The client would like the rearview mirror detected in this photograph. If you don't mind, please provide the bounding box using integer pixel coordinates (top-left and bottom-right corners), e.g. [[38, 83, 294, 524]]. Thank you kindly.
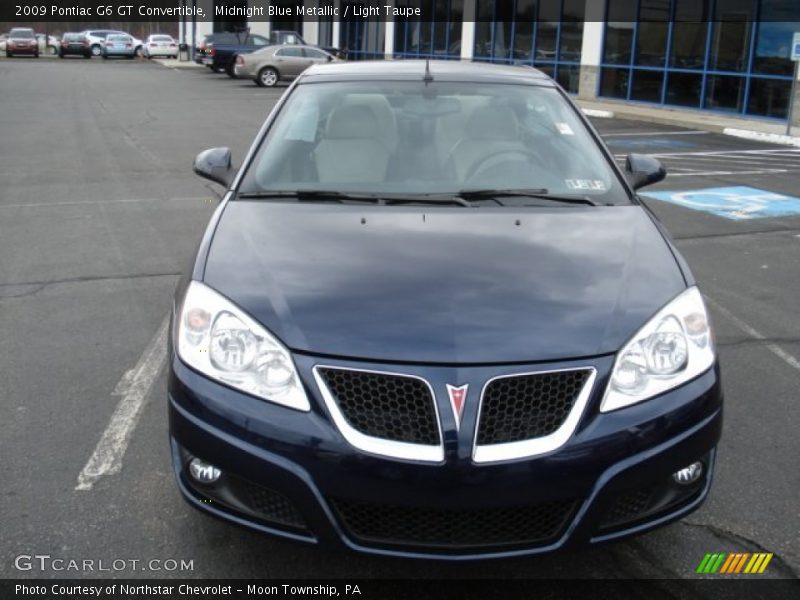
[[625, 154, 666, 190], [193, 147, 233, 187]]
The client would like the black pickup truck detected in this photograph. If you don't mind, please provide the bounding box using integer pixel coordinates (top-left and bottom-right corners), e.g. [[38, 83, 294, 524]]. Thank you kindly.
[[199, 30, 342, 77]]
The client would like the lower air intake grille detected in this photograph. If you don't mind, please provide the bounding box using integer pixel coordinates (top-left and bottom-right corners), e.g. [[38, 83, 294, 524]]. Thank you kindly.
[[477, 369, 591, 445], [241, 482, 306, 529], [317, 368, 439, 445], [601, 486, 656, 528], [331, 498, 577, 549]]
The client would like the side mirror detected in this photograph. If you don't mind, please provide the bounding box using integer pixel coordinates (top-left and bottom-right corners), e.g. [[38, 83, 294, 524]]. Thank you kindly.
[[193, 147, 233, 187], [625, 154, 666, 190]]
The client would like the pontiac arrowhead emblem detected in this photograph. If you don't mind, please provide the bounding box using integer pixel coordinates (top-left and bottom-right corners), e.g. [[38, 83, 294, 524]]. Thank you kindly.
[[446, 384, 469, 430]]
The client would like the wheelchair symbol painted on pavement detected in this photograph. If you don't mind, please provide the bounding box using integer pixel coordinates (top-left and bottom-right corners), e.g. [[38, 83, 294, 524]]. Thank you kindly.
[[642, 186, 800, 220]]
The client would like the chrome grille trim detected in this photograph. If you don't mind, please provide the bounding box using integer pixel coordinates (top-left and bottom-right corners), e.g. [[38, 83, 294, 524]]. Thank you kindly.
[[313, 366, 444, 463], [472, 367, 597, 464]]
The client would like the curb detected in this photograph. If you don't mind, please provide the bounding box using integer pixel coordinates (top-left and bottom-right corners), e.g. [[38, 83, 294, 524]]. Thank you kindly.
[[722, 128, 800, 148], [582, 108, 615, 119], [152, 58, 206, 70]]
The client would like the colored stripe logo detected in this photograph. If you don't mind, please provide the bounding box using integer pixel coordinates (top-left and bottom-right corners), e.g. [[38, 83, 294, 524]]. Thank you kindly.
[[696, 553, 773, 574]]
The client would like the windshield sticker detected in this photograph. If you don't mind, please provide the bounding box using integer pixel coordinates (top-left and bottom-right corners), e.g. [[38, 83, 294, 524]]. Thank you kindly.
[[555, 122, 575, 136], [285, 98, 319, 143], [566, 179, 607, 191]]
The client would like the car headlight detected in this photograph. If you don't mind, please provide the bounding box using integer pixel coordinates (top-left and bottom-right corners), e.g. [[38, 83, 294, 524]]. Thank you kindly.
[[601, 286, 715, 412], [176, 281, 310, 411]]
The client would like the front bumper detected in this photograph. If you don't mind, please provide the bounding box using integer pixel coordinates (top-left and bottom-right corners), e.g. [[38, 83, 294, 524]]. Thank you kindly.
[[147, 49, 177, 57], [168, 353, 722, 560], [7, 45, 37, 54]]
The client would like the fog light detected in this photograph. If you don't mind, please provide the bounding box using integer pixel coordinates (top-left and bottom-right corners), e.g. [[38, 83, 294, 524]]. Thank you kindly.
[[188, 458, 221, 484], [673, 461, 703, 485]]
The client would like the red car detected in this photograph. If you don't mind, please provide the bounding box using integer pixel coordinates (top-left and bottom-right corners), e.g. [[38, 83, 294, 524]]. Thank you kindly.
[[6, 28, 38, 58]]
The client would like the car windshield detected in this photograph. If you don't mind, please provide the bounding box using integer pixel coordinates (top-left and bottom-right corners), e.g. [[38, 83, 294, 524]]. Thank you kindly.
[[239, 80, 629, 204], [11, 30, 34, 39], [153, 36, 172, 41]]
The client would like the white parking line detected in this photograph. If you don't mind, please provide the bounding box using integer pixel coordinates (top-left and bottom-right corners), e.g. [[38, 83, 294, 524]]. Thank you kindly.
[[663, 156, 800, 168], [613, 147, 800, 178], [706, 297, 800, 374], [0, 197, 209, 210], [665, 169, 789, 177], [604, 131, 708, 137], [621, 148, 800, 159], [75, 314, 169, 491]]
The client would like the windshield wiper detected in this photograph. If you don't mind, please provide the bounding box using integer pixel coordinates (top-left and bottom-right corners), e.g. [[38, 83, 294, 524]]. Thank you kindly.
[[237, 190, 374, 203], [457, 188, 599, 207], [237, 190, 472, 207]]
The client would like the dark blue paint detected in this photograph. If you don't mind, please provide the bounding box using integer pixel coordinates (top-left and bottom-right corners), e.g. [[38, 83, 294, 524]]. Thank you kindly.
[[202, 203, 685, 364], [169, 61, 722, 558]]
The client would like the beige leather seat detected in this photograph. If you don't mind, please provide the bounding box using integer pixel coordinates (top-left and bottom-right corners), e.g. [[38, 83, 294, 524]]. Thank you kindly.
[[447, 105, 525, 183], [341, 94, 398, 154], [315, 105, 390, 184]]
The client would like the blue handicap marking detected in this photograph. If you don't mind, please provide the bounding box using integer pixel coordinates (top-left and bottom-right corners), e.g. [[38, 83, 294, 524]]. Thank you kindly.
[[642, 186, 800, 220]]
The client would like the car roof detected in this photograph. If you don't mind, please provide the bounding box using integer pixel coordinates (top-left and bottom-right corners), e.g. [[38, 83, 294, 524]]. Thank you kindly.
[[300, 60, 555, 86]]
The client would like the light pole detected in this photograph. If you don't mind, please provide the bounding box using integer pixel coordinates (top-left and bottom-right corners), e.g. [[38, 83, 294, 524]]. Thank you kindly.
[[191, 0, 197, 61], [787, 32, 800, 137]]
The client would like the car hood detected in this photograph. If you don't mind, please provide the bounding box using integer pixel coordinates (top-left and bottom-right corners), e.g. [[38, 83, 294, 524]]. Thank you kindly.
[[202, 202, 686, 364]]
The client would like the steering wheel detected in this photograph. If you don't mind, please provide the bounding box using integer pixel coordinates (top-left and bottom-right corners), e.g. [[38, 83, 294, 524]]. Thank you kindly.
[[466, 149, 541, 184]]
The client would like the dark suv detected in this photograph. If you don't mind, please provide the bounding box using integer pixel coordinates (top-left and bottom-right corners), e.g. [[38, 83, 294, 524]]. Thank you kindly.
[[59, 33, 91, 58]]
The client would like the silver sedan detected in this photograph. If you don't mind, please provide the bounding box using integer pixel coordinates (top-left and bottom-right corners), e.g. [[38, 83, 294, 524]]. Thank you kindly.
[[234, 45, 338, 87]]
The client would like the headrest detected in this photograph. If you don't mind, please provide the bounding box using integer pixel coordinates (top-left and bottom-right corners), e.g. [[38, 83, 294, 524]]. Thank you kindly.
[[325, 105, 380, 140], [465, 105, 519, 140]]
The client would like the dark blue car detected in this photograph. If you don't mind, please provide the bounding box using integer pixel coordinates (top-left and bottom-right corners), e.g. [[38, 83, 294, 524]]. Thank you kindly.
[[169, 61, 722, 560]]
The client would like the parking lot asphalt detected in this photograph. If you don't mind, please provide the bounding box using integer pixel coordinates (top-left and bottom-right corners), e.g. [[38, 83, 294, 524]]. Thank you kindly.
[[1, 58, 798, 584]]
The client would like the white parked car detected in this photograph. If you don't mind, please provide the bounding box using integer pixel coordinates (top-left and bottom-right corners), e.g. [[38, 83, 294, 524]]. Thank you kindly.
[[143, 34, 178, 59], [82, 29, 143, 57], [36, 34, 60, 55]]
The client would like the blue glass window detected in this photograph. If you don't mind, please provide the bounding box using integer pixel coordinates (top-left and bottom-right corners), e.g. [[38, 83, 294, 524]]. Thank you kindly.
[[395, 0, 463, 60], [472, 0, 586, 93], [600, 0, 800, 121]]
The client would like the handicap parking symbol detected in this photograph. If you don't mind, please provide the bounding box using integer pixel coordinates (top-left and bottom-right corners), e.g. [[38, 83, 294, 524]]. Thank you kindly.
[[642, 186, 800, 220]]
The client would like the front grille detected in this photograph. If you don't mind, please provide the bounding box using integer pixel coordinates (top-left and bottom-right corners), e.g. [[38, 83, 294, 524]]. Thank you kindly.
[[241, 482, 306, 530], [331, 498, 577, 549], [317, 368, 439, 445], [477, 369, 591, 445]]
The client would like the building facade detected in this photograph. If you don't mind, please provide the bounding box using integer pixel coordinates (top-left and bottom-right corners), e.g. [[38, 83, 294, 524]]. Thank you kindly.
[[179, 0, 800, 125]]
